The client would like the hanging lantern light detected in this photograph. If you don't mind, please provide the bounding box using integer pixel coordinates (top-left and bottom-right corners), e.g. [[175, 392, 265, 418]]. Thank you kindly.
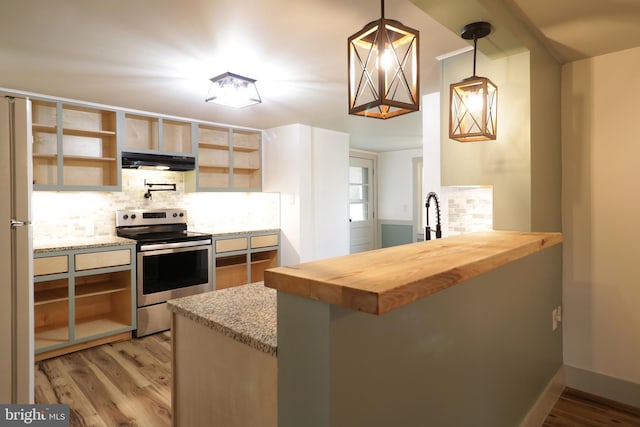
[[348, 0, 420, 119], [449, 21, 498, 142]]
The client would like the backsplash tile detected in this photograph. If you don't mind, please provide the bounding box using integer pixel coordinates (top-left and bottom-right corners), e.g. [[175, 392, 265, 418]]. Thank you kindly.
[[33, 170, 280, 240], [442, 186, 493, 235]]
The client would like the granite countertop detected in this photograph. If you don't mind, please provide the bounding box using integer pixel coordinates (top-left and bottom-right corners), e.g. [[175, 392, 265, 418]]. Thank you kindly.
[[198, 229, 280, 238], [265, 230, 563, 315], [33, 235, 136, 253], [33, 229, 280, 253], [167, 282, 277, 356]]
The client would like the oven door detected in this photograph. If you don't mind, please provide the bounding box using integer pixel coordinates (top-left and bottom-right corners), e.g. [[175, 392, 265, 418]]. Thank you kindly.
[[137, 241, 212, 307]]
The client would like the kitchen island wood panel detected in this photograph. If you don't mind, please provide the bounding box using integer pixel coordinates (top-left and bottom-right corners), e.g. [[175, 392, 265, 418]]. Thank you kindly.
[[265, 230, 562, 314], [168, 283, 277, 427]]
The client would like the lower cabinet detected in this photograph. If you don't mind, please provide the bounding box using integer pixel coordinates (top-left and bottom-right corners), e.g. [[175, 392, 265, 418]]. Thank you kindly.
[[33, 245, 136, 360], [214, 232, 279, 290]]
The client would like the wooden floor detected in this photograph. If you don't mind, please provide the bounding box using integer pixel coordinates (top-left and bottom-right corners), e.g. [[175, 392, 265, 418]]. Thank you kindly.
[[36, 333, 640, 427], [544, 387, 640, 427], [35, 332, 172, 427]]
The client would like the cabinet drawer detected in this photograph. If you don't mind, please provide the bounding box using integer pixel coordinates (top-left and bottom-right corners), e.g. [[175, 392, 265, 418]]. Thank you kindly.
[[75, 249, 131, 271], [215, 238, 248, 253], [34, 256, 69, 276], [251, 235, 279, 249]]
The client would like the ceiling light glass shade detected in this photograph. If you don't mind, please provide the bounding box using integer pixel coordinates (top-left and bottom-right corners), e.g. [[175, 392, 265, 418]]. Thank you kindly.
[[348, 15, 419, 119], [205, 72, 261, 108], [449, 76, 497, 142]]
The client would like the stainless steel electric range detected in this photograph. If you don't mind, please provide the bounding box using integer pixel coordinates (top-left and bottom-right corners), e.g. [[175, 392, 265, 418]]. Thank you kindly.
[[116, 208, 213, 337]]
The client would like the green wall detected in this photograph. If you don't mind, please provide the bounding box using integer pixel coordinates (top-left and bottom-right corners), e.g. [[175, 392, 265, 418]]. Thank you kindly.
[[441, 50, 532, 231], [277, 245, 563, 426], [411, 0, 562, 233], [380, 222, 414, 247]]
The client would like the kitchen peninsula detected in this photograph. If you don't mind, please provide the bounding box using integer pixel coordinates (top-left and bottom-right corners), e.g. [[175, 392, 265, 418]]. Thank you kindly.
[[265, 230, 563, 427], [170, 230, 562, 427]]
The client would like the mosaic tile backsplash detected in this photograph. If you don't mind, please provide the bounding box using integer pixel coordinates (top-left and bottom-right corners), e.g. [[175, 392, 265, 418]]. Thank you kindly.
[[33, 169, 281, 240]]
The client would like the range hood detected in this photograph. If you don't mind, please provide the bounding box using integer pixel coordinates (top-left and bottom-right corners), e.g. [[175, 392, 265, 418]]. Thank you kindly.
[[121, 151, 196, 171]]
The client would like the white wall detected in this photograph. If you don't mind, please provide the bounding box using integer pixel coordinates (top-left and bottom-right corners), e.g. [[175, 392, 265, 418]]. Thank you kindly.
[[422, 92, 441, 196], [311, 127, 350, 261], [422, 92, 442, 234], [262, 124, 310, 266], [377, 149, 422, 221], [562, 47, 640, 392], [263, 124, 349, 265]]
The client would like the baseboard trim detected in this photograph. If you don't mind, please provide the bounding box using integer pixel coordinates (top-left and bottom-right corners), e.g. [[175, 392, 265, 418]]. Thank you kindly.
[[520, 367, 566, 427], [564, 365, 640, 408]]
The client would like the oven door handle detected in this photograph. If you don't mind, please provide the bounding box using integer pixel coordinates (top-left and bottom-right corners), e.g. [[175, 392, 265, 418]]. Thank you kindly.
[[140, 239, 212, 251]]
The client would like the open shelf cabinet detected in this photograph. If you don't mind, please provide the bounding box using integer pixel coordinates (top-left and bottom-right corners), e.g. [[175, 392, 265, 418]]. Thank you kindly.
[[124, 113, 193, 155], [213, 232, 279, 290], [33, 245, 136, 360], [32, 100, 59, 186], [31, 99, 120, 190], [232, 130, 261, 189], [188, 125, 262, 191]]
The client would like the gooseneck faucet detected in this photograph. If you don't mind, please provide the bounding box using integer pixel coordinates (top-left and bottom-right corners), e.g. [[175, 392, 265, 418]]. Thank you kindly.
[[425, 192, 442, 240]]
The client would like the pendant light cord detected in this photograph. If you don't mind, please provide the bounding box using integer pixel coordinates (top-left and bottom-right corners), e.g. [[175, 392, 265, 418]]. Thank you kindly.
[[473, 35, 478, 77], [381, 0, 385, 19]]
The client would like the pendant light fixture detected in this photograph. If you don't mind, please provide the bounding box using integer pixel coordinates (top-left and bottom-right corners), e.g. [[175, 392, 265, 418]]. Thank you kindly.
[[449, 22, 497, 142], [348, 0, 419, 119], [205, 72, 261, 108]]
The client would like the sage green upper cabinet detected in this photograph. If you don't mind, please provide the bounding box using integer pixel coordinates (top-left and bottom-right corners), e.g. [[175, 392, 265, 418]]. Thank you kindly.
[[32, 99, 120, 191], [123, 113, 193, 156], [30, 94, 261, 192], [186, 125, 262, 191]]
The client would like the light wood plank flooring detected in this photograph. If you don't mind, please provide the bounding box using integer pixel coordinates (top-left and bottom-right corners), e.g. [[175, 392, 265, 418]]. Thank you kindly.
[[36, 333, 640, 427], [544, 387, 640, 427], [35, 332, 172, 427]]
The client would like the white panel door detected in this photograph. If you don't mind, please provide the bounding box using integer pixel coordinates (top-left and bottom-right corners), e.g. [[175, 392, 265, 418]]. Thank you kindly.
[[349, 157, 375, 253]]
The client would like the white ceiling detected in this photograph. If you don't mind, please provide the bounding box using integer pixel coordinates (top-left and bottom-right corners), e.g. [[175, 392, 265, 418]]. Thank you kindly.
[[510, 0, 640, 63], [1, 0, 638, 152]]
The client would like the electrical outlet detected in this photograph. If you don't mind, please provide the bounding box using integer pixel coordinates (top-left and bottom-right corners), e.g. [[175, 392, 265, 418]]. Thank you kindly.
[[552, 305, 562, 331]]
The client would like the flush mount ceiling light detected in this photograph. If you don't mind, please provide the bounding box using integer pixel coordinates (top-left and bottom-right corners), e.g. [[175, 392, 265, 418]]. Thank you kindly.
[[205, 72, 261, 108], [449, 21, 498, 142], [348, 0, 419, 119]]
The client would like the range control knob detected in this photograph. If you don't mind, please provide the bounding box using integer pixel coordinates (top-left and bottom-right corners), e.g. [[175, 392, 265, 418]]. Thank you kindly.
[[123, 214, 129, 220], [179, 213, 184, 217], [173, 212, 178, 218], [131, 214, 137, 220]]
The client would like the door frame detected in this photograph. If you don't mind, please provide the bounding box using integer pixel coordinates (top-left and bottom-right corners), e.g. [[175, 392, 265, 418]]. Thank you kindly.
[[349, 149, 378, 250]]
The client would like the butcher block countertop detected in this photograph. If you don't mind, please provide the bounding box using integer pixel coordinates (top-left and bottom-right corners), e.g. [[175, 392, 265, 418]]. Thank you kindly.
[[264, 230, 562, 315]]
